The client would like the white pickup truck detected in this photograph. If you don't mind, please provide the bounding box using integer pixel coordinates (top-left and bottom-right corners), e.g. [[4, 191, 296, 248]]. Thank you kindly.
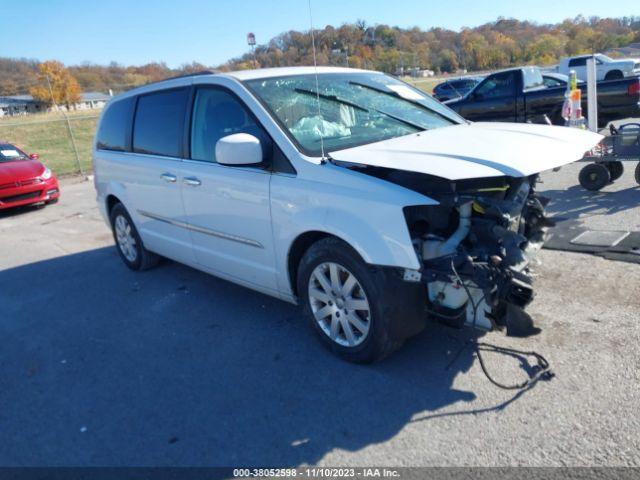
[[558, 54, 640, 81]]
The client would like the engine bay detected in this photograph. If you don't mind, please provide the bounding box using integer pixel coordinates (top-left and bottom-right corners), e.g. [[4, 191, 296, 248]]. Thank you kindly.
[[343, 163, 555, 336]]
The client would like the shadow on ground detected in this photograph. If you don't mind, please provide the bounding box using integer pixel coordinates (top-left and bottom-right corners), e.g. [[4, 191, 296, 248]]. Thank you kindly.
[[0, 247, 530, 466], [543, 184, 640, 223]]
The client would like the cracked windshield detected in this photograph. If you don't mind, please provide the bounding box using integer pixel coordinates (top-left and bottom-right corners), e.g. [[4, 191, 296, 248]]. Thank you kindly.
[[246, 73, 462, 155]]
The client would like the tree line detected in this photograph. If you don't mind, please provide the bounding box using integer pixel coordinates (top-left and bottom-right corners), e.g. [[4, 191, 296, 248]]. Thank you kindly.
[[1, 16, 639, 97]]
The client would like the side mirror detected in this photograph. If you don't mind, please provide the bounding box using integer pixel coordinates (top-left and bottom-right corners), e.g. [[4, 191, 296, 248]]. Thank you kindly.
[[29, 153, 40, 160], [215, 133, 262, 166]]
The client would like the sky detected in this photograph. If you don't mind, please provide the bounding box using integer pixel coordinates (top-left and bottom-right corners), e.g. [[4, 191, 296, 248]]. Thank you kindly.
[[1, 0, 637, 68]]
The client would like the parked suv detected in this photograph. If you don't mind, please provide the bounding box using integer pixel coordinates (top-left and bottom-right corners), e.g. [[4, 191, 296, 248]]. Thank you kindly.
[[94, 67, 601, 362]]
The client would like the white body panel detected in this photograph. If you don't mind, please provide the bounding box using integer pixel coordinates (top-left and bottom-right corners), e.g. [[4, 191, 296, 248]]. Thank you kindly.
[[94, 67, 603, 306], [558, 55, 640, 81], [178, 160, 278, 293], [330, 122, 602, 180]]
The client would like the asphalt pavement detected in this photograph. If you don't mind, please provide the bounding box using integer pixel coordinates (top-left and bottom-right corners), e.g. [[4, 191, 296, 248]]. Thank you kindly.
[[0, 160, 639, 466]]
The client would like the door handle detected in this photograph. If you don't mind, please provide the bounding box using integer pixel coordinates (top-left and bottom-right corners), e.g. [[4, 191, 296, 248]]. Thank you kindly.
[[183, 176, 202, 187], [160, 173, 177, 183]]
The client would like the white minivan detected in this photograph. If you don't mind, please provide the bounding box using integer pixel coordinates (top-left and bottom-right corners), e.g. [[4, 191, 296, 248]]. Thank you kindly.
[[94, 67, 601, 362]]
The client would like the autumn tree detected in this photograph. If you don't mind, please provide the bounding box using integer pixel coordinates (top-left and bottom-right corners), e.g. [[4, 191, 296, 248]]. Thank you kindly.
[[29, 61, 81, 108]]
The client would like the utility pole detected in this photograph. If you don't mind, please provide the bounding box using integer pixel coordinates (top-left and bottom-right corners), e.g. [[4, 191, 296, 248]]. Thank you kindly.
[[46, 74, 84, 178]]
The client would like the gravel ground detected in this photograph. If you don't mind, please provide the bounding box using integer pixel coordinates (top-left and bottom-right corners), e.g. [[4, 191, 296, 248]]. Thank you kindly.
[[0, 163, 638, 467]]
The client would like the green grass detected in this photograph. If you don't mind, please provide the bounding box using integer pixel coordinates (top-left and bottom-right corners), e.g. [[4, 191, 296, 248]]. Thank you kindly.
[[404, 77, 441, 95], [0, 111, 98, 176]]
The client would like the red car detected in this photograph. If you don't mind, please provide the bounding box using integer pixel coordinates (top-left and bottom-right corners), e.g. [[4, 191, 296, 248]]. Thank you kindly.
[[0, 142, 60, 210]]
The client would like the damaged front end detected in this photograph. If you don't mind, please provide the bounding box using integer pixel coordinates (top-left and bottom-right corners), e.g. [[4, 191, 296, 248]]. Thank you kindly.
[[399, 172, 554, 336]]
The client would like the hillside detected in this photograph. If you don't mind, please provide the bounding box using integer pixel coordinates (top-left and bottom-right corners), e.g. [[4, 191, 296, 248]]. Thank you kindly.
[[1, 16, 639, 96]]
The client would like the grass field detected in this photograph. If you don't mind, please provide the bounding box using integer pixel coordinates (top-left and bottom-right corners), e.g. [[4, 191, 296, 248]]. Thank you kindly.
[[404, 77, 441, 94], [0, 110, 99, 176]]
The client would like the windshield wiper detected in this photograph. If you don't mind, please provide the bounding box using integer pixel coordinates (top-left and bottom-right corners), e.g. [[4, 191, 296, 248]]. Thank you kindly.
[[294, 87, 425, 131], [371, 109, 426, 130], [348, 81, 457, 123], [294, 88, 368, 112]]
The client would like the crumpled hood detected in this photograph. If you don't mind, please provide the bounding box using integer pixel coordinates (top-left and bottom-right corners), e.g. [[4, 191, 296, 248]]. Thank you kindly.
[[329, 122, 603, 180], [0, 159, 45, 182]]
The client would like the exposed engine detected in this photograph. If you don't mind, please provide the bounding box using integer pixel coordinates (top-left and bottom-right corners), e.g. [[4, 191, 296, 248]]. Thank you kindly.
[[347, 164, 555, 336], [400, 171, 553, 336]]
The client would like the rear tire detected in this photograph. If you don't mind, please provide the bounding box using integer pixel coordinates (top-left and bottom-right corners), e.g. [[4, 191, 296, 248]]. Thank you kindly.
[[109, 203, 159, 271], [297, 237, 403, 363], [579, 163, 611, 191], [635, 162, 640, 185]]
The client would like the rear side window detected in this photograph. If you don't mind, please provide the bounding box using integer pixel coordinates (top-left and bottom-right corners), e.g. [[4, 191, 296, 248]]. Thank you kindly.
[[133, 88, 189, 157], [96, 97, 134, 151], [568, 58, 587, 67]]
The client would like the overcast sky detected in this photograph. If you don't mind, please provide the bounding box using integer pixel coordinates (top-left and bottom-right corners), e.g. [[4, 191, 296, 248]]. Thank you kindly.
[[1, 0, 636, 67]]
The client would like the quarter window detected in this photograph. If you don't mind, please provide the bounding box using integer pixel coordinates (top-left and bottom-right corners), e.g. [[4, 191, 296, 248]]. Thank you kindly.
[[96, 97, 134, 151], [132, 88, 189, 157], [190, 88, 267, 163]]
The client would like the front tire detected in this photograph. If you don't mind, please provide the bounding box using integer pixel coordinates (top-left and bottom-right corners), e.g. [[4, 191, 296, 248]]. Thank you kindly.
[[109, 203, 159, 271], [297, 237, 405, 363]]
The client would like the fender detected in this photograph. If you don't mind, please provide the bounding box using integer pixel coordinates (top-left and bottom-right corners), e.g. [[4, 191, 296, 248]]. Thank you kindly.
[[270, 166, 438, 298]]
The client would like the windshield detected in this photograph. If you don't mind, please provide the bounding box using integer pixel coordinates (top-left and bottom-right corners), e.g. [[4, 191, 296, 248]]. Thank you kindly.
[[245, 72, 464, 156], [0, 144, 28, 163], [596, 54, 613, 63]]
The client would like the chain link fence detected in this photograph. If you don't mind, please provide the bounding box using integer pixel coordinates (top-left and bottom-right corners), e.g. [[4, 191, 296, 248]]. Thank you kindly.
[[0, 111, 99, 177]]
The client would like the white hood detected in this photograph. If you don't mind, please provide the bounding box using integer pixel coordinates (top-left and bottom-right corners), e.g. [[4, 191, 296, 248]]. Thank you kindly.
[[329, 122, 603, 180]]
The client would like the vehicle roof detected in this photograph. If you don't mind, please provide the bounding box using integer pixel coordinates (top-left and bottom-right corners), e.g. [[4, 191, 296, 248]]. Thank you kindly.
[[222, 66, 378, 80], [113, 66, 385, 99], [438, 76, 483, 84]]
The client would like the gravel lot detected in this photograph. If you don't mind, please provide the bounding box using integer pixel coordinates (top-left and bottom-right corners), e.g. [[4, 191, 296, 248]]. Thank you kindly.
[[0, 160, 638, 467]]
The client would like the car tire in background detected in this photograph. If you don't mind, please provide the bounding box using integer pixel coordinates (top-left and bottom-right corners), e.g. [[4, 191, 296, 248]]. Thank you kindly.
[[297, 237, 426, 363], [109, 203, 160, 271]]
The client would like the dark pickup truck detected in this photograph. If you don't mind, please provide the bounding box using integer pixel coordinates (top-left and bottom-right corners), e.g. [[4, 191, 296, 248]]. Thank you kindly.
[[445, 66, 640, 127]]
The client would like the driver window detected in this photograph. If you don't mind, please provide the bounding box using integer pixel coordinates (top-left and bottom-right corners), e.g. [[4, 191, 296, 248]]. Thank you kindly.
[[475, 72, 516, 98], [191, 88, 268, 163]]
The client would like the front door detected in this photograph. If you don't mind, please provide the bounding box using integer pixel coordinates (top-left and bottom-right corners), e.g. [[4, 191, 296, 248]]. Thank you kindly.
[[179, 86, 278, 293]]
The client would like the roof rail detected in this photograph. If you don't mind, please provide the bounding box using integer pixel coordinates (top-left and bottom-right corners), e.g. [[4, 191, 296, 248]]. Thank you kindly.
[[144, 70, 217, 86]]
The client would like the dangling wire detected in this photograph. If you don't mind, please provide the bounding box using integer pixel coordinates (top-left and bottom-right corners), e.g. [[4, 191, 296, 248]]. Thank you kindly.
[[307, 0, 326, 160]]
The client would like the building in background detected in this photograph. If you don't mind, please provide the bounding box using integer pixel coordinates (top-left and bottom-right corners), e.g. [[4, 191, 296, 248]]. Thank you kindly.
[[0, 91, 111, 117]]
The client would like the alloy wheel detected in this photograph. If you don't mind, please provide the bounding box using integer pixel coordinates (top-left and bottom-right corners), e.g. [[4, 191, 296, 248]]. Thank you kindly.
[[308, 262, 371, 347], [114, 214, 138, 262]]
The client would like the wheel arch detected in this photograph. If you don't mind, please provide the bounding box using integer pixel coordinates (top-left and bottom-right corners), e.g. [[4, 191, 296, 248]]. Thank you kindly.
[[106, 194, 122, 217], [287, 231, 354, 298], [604, 69, 623, 80]]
